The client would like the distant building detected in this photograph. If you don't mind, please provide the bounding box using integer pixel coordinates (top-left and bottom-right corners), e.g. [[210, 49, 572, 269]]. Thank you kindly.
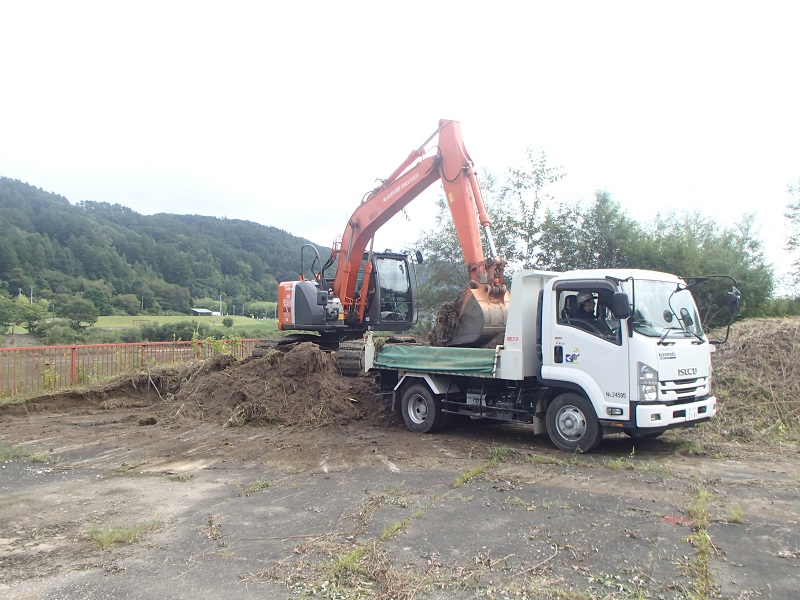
[[191, 308, 213, 316]]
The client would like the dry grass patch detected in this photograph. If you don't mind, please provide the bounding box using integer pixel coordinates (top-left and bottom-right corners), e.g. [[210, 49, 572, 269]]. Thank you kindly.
[[711, 317, 800, 442]]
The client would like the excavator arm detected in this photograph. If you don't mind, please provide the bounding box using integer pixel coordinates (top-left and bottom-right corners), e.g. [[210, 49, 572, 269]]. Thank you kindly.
[[331, 119, 508, 345]]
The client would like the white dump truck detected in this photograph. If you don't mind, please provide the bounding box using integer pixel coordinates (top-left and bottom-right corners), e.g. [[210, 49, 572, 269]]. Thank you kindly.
[[363, 268, 740, 452]]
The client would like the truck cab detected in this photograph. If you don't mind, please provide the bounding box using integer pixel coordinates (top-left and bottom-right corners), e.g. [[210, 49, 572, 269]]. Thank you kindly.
[[536, 269, 717, 449]]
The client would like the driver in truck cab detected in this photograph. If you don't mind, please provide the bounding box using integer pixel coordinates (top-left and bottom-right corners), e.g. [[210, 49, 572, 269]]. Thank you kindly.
[[571, 291, 617, 339], [573, 291, 599, 321]]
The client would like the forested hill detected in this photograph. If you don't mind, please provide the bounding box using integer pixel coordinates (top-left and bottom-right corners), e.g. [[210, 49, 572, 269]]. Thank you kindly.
[[0, 177, 321, 312]]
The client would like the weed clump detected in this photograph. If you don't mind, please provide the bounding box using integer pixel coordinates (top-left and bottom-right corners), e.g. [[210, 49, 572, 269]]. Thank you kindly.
[[712, 317, 800, 441]]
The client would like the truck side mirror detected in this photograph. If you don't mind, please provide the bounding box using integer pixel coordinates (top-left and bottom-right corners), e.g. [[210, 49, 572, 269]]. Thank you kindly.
[[727, 286, 741, 317], [611, 292, 631, 319], [415, 250, 424, 265]]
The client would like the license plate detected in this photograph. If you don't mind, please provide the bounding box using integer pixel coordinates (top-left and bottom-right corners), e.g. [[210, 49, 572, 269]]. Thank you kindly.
[[686, 407, 698, 420]]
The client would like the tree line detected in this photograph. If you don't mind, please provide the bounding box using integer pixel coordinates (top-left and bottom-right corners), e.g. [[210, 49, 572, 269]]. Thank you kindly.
[[415, 151, 784, 327], [0, 177, 318, 318], [2, 159, 797, 342]]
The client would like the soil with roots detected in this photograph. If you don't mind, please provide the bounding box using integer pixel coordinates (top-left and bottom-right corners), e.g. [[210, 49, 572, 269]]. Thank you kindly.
[[1, 342, 390, 432]]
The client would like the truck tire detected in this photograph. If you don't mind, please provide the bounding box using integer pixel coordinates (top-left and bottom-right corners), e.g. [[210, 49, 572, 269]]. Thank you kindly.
[[545, 393, 603, 453], [401, 383, 447, 434]]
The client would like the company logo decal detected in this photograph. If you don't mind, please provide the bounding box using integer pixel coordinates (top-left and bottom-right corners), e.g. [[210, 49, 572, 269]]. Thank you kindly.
[[565, 347, 580, 363], [677, 368, 698, 376], [659, 351, 676, 360]]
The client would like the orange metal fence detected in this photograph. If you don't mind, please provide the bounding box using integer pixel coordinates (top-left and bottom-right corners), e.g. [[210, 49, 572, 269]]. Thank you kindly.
[[0, 339, 260, 399]]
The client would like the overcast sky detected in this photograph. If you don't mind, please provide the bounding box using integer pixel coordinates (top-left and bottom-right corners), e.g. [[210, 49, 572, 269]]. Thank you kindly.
[[2, 1, 798, 291]]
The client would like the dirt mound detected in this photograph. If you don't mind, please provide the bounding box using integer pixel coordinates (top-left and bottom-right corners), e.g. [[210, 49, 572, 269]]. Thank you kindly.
[[1, 343, 388, 430], [712, 317, 800, 440], [173, 342, 386, 429]]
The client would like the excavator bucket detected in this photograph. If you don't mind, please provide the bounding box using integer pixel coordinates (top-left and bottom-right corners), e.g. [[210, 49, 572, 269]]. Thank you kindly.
[[431, 286, 509, 348]]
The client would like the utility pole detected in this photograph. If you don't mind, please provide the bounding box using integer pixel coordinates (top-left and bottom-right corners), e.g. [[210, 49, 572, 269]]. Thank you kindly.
[[219, 294, 223, 315], [30, 287, 33, 304]]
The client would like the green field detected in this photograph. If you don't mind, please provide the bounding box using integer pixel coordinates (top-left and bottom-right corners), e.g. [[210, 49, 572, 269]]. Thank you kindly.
[[95, 315, 280, 335]]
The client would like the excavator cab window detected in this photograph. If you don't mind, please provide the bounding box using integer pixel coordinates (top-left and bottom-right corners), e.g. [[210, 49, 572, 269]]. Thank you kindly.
[[372, 254, 413, 326]]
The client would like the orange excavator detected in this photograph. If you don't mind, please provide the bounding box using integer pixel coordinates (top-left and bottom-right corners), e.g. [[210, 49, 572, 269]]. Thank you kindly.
[[274, 119, 509, 357]]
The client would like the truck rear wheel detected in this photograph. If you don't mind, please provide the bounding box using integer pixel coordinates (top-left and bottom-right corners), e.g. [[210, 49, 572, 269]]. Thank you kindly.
[[545, 393, 603, 453], [401, 383, 447, 434]]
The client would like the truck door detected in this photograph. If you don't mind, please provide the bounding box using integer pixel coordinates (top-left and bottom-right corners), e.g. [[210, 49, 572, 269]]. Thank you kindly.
[[544, 283, 631, 420]]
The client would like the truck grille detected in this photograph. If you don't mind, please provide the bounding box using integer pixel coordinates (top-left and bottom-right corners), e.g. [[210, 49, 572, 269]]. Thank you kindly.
[[659, 377, 708, 402]]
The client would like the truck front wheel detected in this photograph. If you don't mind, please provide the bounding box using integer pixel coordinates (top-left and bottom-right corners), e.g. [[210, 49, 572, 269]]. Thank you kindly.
[[401, 383, 447, 434], [545, 393, 603, 453]]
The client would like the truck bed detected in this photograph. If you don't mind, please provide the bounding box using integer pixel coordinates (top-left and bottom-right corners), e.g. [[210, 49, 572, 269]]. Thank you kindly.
[[371, 343, 499, 377]]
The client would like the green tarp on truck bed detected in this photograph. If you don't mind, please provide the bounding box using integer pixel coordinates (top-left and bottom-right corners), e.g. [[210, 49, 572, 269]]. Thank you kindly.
[[372, 344, 498, 377]]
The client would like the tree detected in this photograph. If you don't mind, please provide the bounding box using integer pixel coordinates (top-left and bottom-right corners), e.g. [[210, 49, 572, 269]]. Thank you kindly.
[[0, 295, 19, 334], [631, 211, 773, 325], [786, 178, 800, 289], [222, 317, 234, 329], [0, 296, 45, 338], [57, 297, 99, 329], [112, 293, 141, 315], [244, 301, 276, 319], [16, 299, 47, 332], [415, 153, 565, 317], [499, 149, 566, 268], [84, 287, 113, 316]]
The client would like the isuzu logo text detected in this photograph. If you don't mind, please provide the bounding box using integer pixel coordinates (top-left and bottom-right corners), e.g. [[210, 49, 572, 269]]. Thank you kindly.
[[677, 368, 698, 376]]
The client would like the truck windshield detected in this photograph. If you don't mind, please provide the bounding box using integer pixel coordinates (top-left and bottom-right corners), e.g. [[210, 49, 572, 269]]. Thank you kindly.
[[623, 280, 705, 339]]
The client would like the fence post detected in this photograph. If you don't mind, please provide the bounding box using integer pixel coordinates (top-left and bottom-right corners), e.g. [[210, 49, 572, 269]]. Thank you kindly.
[[141, 344, 146, 367], [70, 346, 77, 385]]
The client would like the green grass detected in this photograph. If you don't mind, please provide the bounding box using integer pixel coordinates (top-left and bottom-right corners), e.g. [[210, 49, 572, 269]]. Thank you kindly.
[[380, 518, 411, 541], [332, 545, 370, 578], [238, 476, 271, 496], [452, 445, 515, 488], [0, 442, 52, 462], [726, 503, 745, 524], [686, 486, 716, 598], [95, 314, 280, 335], [107, 463, 144, 477], [82, 516, 161, 549], [0, 396, 30, 408]]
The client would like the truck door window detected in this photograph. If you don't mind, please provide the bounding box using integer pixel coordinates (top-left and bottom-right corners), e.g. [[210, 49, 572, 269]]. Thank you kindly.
[[557, 289, 621, 345]]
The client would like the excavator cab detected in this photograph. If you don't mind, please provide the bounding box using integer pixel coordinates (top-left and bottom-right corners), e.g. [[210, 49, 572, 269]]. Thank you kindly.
[[361, 252, 415, 329], [277, 248, 415, 339]]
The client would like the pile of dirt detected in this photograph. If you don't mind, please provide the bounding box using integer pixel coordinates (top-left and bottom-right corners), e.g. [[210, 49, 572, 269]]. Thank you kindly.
[[0, 342, 389, 431], [171, 342, 387, 429], [712, 317, 800, 440]]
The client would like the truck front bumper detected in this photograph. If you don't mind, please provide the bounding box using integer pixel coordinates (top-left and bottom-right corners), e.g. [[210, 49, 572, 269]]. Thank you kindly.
[[635, 396, 717, 429]]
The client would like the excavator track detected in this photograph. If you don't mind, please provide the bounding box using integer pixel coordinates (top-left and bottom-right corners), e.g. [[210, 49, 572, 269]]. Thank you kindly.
[[251, 334, 339, 358], [251, 335, 365, 377]]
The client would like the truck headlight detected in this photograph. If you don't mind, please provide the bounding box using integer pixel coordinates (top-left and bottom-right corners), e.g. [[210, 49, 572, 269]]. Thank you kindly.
[[638, 362, 658, 402]]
